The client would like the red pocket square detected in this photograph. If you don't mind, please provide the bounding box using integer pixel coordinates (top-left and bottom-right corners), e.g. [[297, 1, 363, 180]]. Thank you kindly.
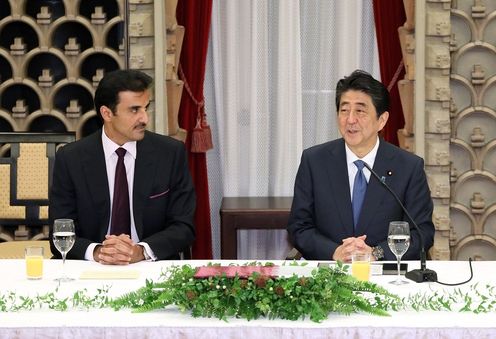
[[149, 189, 170, 199]]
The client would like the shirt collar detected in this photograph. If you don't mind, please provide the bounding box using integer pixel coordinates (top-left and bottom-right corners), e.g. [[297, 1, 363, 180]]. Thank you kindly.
[[345, 136, 380, 168], [101, 127, 137, 160]]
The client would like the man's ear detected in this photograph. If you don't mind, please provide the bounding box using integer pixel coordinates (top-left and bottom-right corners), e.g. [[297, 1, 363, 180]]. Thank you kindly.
[[378, 111, 389, 131], [100, 106, 113, 122]]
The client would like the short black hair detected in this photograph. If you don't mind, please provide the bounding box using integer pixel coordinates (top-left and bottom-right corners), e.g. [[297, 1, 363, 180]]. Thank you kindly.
[[335, 69, 389, 118], [94, 69, 153, 120]]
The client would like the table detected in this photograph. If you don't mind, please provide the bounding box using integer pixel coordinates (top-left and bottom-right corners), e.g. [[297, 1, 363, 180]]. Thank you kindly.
[[0, 259, 495, 338], [220, 197, 293, 259]]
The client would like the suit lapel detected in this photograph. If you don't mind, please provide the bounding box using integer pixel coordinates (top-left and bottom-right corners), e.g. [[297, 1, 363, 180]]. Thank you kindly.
[[81, 132, 110, 241], [133, 135, 155, 238], [325, 140, 354, 234], [356, 140, 393, 233]]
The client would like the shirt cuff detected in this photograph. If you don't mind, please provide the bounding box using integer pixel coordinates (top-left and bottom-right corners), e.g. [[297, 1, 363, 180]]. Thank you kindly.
[[85, 243, 100, 261], [138, 242, 157, 261]]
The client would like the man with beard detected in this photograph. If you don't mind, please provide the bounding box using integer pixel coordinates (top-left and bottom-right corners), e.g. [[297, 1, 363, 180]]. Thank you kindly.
[[49, 70, 195, 264]]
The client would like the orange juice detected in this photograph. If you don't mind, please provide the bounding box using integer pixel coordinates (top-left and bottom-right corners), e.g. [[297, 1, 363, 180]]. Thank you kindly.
[[26, 255, 43, 279], [351, 261, 371, 281]]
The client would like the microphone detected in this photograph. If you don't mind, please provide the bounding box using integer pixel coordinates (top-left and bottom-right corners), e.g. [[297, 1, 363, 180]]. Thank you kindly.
[[362, 162, 437, 283]]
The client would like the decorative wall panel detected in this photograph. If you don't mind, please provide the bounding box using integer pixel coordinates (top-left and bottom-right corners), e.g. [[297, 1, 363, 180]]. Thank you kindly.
[[450, 0, 496, 260], [0, 0, 126, 138]]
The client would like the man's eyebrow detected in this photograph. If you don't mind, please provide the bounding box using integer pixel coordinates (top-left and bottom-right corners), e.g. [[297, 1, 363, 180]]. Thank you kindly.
[[339, 101, 368, 107]]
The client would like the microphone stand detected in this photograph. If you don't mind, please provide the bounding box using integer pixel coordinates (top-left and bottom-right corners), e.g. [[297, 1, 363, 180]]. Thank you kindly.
[[362, 162, 437, 283]]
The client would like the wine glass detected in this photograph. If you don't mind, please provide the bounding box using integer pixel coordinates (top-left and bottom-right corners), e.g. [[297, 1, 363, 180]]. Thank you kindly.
[[52, 218, 76, 282], [387, 221, 410, 285]]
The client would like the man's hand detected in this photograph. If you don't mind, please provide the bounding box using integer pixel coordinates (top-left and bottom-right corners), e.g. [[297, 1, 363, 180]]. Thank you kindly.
[[332, 235, 372, 262], [93, 234, 145, 265]]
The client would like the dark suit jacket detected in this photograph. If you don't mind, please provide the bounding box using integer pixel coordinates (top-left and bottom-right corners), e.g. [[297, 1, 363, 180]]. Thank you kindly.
[[287, 138, 434, 260], [49, 130, 196, 260]]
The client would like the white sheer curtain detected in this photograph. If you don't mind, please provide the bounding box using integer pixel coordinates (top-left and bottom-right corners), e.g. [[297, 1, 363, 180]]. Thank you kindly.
[[205, 0, 380, 259]]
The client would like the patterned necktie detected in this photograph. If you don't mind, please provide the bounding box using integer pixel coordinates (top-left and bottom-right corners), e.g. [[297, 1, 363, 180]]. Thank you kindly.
[[352, 160, 367, 229], [110, 147, 130, 235]]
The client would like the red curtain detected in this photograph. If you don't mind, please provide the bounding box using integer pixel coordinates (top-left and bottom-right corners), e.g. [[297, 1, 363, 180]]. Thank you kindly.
[[176, 0, 213, 259], [372, 1, 406, 146]]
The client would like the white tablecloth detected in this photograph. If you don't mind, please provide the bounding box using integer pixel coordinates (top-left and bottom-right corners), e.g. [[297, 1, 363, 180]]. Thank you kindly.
[[0, 259, 494, 338]]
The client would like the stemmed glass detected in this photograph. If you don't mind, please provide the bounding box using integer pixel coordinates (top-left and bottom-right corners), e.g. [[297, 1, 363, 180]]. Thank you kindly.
[[52, 218, 76, 282], [387, 221, 410, 285]]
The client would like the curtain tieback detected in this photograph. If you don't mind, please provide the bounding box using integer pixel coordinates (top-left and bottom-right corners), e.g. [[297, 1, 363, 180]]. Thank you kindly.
[[179, 63, 214, 153]]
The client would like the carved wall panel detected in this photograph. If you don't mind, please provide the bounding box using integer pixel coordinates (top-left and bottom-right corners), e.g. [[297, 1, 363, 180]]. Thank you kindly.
[[0, 0, 126, 138], [450, 0, 496, 260]]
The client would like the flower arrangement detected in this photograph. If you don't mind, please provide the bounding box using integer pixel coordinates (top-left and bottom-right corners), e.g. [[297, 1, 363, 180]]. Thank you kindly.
[[109, 262, 401, 322]]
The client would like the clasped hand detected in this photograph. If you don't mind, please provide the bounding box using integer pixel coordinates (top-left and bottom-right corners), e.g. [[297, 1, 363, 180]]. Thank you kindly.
[[94, 234, 145, 265], [332, 235, 372, 262]]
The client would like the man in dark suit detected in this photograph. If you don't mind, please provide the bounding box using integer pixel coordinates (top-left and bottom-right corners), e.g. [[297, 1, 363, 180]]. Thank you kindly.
[[287, 70, 434, 262], [49, 69, 195, 264]]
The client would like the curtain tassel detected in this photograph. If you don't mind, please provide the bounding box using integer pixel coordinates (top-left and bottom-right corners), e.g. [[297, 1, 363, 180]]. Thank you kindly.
[[191, 113, 213, 153]]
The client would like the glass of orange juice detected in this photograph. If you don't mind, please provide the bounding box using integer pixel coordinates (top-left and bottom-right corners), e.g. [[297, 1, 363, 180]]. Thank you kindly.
[[351, 251, 371, 281], [25, 246, 44, 280]]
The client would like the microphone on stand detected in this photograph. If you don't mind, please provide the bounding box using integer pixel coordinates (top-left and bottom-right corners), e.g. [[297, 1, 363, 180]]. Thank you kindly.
[[362, 162, 437, 283]]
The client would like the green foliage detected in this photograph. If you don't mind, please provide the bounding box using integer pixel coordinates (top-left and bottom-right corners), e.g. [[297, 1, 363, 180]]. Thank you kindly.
[[109, 263, 400, 322], [0, 286, 110, 312], [404, 283, 496, 314]]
